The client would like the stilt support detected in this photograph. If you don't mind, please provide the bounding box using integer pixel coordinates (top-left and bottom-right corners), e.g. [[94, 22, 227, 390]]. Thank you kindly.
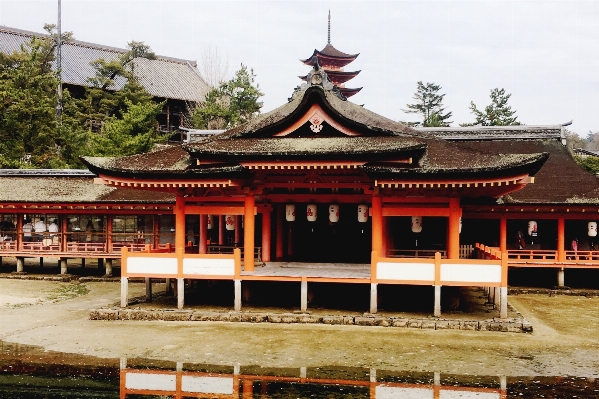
[[60, 258, 67, 274], [16, 257, 24, 273], [300, 279, 308, 312], [165, 278, 173, 294], [558, 268, 565, 287], [434, 285, 441, 317], [120, 277, 128, 307], [145, 278, 152, 302], [234, 279, 242, 311], [499, 287, 508, 319], [105, 258, 113, 276], [370, 283, 378, 314], [177, 278, 184, 309]]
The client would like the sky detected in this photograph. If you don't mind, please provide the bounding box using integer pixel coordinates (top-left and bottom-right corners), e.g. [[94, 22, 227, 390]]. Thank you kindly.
[[0, 0, 597, 135]]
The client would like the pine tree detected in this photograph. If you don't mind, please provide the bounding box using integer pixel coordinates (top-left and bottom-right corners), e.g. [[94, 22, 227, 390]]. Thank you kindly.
[[465, 88, 520, 126], [402, 81, 452, 127]]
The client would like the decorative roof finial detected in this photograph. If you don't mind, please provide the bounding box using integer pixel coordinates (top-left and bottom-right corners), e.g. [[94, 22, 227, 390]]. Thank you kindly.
[[328, 9, 331, 44]]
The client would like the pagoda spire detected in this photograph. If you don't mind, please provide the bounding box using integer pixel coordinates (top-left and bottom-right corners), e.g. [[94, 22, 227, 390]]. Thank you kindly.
[[328, 9, 331, 44]]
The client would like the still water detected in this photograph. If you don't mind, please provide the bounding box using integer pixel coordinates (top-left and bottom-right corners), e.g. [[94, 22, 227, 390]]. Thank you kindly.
[[1, 343, 598, 398]]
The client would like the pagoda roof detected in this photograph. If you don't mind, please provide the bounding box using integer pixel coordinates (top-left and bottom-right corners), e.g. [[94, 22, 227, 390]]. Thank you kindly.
[[299, 70, 361, 85], [339, 87, 362, 98], [301, 44, 359, 68]]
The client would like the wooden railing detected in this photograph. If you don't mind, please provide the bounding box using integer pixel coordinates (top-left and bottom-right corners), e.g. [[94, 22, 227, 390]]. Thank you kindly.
[[476, 243, 599, 268], [386, 249, 447, 259], [208, 245, 262, 262], [507, 250, 558, 261]]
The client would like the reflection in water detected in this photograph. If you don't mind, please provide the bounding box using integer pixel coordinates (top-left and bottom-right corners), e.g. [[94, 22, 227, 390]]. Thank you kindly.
[[0, 343, 598, 398]]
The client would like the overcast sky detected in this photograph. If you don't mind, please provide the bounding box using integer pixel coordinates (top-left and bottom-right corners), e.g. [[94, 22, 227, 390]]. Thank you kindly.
[[1, 0, 597, 135]]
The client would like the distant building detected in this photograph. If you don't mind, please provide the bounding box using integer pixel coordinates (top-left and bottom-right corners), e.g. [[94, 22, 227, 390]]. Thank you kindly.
[[0, 26, 209, 134], [573, 148, 599, 159]]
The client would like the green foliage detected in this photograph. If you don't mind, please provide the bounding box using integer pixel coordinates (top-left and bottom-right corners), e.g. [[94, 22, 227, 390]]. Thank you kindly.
[[464, 88, 520, 126], [575, 156, 599, 175], [191, 64, 263, 129], [402, 81, 452, 127], [87, 99, 165, 157]]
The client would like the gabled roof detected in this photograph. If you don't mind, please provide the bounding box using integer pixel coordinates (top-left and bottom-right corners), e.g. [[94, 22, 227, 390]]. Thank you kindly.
[[0, 26, 209, 102]]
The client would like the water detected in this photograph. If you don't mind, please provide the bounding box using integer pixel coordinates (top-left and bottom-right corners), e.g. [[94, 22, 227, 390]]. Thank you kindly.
[[1, 343, 598, 398]]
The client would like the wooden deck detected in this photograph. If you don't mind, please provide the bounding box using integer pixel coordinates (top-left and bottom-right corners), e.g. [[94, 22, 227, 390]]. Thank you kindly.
[[241, 262, 371, 280]]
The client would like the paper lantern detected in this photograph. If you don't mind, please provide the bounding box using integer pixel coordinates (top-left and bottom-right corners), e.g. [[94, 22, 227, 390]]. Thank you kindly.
[[589, 222, 598, 237], [207, 215, 214, 230], [411, 216, 423, 233], [286, 204, 296, 222], [357, 204, 369, 223], [329, 204, 339, 223], [307, 204, 317, 222], [527, 221, 538, 237], [225, 215, 235, 231]]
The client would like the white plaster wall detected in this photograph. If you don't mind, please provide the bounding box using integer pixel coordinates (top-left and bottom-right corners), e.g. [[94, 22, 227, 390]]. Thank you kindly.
[[181, 376, 234, 394], [183, 258, 235, 276], [375, 386, 434, 399], [440, 264, 501, 284], [126, 257, 178, 276], [377, 262, 435, 282], [440, 390, 499, 399], [125, 372, 176, 391]]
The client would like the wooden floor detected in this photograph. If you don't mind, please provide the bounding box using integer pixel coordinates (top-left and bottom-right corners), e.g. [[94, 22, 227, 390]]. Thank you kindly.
[[241, 262, 371, 279]]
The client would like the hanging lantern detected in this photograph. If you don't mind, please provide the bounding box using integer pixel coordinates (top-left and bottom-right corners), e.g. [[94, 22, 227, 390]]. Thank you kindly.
[[329, 204, 339, 223], [589, 222, 598, 237], [286, 204, 296, 222], [357, 204, 369, 223], [411, 216, 423, 233], [307, 204, 317, 222], [459, 217, 462, 234], [527, 221, 538, 237], [207, 215, 214, 230], [225, 215, 235, 231]]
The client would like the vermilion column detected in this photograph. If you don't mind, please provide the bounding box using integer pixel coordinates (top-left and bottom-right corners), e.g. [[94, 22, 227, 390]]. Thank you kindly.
[[447, 197, 461, 259], [218, 215, 225, 245], [371, 195, 383, 254], [234, 216, 241, 245], [499, 216, 507, 253], [16, 216, 23, 251], [276, 205, 284, 260], [244, 194, 255, 271], [557, 216, 565, 262], [381, 216, 388, 257], [261, 207, 271, 262], [199, 214, 208, 254], [175, 196, 186, 252]]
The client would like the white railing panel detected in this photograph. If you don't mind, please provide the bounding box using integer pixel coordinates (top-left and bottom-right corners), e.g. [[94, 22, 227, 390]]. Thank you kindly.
[[376, 386, 434, 399], [181, 376, 234, 394], [377, 262, 435, 281], [183, 257, 235, 276], [440, 263, 501, 284], [440, 390, 499, 399], [125, 372, 176, 391], [127, 256, 178, 275]]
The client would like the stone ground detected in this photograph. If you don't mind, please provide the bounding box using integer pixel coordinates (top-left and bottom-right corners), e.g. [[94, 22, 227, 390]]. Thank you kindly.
[[0, 258, 598, 377]]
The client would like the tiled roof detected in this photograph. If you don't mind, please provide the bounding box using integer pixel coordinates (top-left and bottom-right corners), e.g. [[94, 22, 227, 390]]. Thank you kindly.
[[0, 26, 209, 101]]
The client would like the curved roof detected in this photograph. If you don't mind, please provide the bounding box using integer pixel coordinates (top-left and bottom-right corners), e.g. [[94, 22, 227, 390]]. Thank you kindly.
[[301, 44, 359, 65]]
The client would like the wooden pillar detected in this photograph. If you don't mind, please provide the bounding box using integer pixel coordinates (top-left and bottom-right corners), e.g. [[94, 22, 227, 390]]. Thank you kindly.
[[153, 214, 159, 249], [175, 196, 186, 253], [107, 216, 113, 253], [61, 217, 68, 252], [145, 278, 152, 302], [499, 216, 507, 253], [16, 216, 23, 251], [261, 206, 271, 262], [381, 216, 388, 257], [199, 215, 208, 254], [120, 277, 128, 308], [244, 194, 255, 271], [276, 205, 284, 260], [218, 215, 225, 245], [105, 258, 113, 276], [447, 198, 461, 259], [234, 216, 241, 246], [60, 258, 67, 274], [371, 194, 383, 254], [557, 216, 565, 262], [300, 278, 308, 312]]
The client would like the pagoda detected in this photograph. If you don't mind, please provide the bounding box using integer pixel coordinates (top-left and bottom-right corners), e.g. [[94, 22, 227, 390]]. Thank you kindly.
[[299, 11, 362, 99]]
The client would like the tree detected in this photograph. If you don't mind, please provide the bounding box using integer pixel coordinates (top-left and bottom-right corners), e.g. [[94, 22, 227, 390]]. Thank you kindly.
[[200, 46, 230, 88], [575, 156, 599, 175], [464, 88, 520, 126], [564, 128, 586, 153], [191, 64, 263, 129], [401, 81, 452, 127]]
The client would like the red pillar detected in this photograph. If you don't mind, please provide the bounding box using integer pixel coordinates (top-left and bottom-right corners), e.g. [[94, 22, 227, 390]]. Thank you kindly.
[[371, 194, 383, 254], [234, 216, 241, 246], [447, 197, 461, 259], [499, 216, 507, 253], [244, 194, 255, 271], [218, 215, 225, 245], [16, 215, 23, 251], [275, 205, 284, 260], [261, 206, 271, 262], [557, 216, 565, 261], [381, 216, 388, 257], [199, 215, 207, 254], [175, 196, 186, 253]]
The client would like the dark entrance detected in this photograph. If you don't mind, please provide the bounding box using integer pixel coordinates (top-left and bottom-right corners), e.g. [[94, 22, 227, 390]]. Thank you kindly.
[[289, 204, 371, 263]]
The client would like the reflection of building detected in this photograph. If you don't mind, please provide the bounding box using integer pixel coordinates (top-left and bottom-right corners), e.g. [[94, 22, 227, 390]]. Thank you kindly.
[[0, 26, 209, 134]]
